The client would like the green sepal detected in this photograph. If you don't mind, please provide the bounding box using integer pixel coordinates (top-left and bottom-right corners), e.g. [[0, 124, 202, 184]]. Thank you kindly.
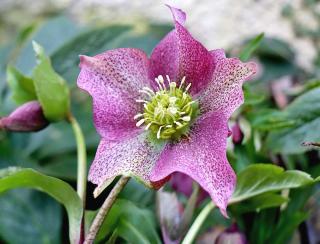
[[6, 66, 37, 104], [31, 41, 70, 121]]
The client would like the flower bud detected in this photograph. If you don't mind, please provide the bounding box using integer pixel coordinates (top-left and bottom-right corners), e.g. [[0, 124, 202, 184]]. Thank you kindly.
[[156, 190, 183, 243], [0, 101, 49, 132], [170, 172, 208, 204], [231, 123, 244, 145], [216, 224, 247, 244]]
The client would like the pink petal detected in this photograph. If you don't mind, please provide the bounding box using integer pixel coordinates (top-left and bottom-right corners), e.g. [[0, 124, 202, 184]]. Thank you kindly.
[[198, 50, 257, 117], [170, 172, 209, 205], [149, 6, 213, 94], [165, 5, 186, 25], [150, 112, 236, 217], [88, 132, 168, 197], [77, 48, 151, 140]]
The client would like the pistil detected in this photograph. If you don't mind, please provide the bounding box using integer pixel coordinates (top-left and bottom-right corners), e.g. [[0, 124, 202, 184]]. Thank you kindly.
[[134, 75, 199, 140]]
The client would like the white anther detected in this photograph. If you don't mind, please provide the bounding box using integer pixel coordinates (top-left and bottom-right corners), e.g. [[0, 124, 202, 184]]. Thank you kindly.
[[139, 89, 153, 98], [166, 75, 171, 86], [158, 75, 167, 90], [168, 107, 178, 115], [145, 122, 153, 130], [158, 75, 164, 83], [179, 76, 186, 89], [179, 111, 186, 115], [185, 83, 192, 92], [136, 119, 145, 127], [169, 96, 177, 104], [170, 82, 177, 88], [166, 125, 173, 128], [134, 113, 143, 120], [175, 121, 183, 127], [182, 116, 191, 122], [155, 78, 163, 90], [143, 87, 155, 95], [136, 99, 148, 103], [157, 126, 164, 139]]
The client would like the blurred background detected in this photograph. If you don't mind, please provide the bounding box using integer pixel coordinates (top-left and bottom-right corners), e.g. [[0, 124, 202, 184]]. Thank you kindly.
[[0, 0, 320, 243]]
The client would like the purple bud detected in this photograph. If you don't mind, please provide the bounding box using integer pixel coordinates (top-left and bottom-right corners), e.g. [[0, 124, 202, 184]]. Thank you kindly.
[[216, 224, 247, 244], [0, 101, 49, 132], [156, 190, 183, 244], [231, 123, 244, 145], [170, 172, 208, 204]]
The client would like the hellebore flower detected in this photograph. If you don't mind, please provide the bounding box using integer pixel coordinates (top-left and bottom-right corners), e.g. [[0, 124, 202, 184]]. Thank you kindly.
[[77, 5, 256, 216], [0, 101, 49, 132]]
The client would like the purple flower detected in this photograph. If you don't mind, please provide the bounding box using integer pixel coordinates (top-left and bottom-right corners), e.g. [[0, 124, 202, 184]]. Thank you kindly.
[[77, 5, 256, 216], [231, 122, 244, 145], [0, 101, 48, 132]]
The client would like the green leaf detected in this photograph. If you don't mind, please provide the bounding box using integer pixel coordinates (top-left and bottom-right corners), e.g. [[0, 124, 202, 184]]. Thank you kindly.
[[6, 66, 37, 104], [267, 186, 314, 244], [265, 87, 320, 154], [32, 41, 70, 121], [256, 38, 295, 61], [15, 16, 81, 74], [87, 199, 161, 244], [0, 189, 62, 244], [231, 164, 314, 203], [239, 33, 264, 61], [233, 193, 288, 214], [0, 167, 83, 243], [50, 24, 171, 84], [243, 84, 266, 106], [51, 25, 132, 83]]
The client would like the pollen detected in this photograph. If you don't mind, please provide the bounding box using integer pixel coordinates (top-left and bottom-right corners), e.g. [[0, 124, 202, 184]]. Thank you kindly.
[[134, 75, 199, 140]]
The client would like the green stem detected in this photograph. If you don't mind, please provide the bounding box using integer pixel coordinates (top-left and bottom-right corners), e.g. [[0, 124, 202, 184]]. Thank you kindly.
[[84, 176, 130, 244], [182, 201, 215, 244], [68, 114, 87, 205]]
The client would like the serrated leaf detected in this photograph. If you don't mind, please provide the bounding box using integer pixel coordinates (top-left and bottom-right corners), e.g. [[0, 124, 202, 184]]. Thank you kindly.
[[230, 164, 314, 203], [0, 167, 83, 243], [265, 87, 320, 154], [51, 25, 132, 83], [6, 66, 37, 104], [233, 193, 288, 214], [51, 24, 171, 83], [32, 42, 70, 121], [239, 33, 264, 61]]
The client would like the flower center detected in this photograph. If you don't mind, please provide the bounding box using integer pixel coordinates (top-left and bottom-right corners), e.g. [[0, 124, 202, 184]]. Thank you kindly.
[[134, 75, 199, 140]]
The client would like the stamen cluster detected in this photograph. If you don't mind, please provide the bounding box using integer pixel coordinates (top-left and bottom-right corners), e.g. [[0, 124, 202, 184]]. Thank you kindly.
[[134, 75, 198, 140]]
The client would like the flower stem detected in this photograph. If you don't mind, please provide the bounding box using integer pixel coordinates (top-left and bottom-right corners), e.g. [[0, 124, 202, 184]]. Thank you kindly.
[[68, 114, 87, 204], [84, 176, 130, 244], [182, 201, 215, 244]]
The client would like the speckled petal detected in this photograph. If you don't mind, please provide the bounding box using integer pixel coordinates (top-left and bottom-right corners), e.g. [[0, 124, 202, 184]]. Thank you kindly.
[[150, 112, 236, 217], [198, 50, 257, 117], [77, 48, 151, 140], [89, 132, 168, 197], [149, 5, 213, 94]]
